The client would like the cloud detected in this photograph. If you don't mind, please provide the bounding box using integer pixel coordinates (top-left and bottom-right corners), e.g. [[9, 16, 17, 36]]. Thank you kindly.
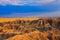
[[28, 11, 60, 17], [2, 11, 60, 17], [53, 0, 60, 4], [0, 0, 55, 6]]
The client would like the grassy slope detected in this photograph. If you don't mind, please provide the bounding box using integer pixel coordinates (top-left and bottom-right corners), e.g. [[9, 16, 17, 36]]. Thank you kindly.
[[0, 18, 39, 22]]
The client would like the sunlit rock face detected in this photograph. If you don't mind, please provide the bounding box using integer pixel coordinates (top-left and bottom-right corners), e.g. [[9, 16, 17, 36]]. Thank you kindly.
[[0, 17, 60, 40]]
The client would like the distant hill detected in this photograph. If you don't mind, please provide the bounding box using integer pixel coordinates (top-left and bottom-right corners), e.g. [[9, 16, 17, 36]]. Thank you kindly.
[[0, 18, 39, 22]]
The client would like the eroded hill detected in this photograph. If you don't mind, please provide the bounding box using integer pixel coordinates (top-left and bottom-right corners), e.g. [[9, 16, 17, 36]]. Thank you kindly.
[[0, 17, 60, 40]]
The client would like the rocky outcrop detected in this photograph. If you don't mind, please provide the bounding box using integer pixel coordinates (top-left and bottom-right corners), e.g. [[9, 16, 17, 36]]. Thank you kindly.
[[0, 17, 60, 40]]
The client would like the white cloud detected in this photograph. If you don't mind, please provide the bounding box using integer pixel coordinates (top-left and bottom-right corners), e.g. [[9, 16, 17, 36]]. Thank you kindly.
[[28, 11, 60, 17], [3, 11, 60, 17], [49, 0, 60, 5], [0, 0, 55, 6]]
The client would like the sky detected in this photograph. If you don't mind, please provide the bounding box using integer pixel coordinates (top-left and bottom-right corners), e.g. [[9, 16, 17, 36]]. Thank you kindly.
[[0, 0, 60, 17]]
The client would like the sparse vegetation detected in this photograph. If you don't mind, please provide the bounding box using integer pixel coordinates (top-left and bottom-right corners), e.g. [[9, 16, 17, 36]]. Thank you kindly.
[[0, 17, 60, 40]]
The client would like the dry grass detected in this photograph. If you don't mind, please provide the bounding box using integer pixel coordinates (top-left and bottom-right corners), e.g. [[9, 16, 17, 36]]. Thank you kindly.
[[0, 17, 60, 40]]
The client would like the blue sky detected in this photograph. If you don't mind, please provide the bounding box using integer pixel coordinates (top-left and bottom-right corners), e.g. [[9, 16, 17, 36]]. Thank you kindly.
[[0, 0, 60, 17]]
